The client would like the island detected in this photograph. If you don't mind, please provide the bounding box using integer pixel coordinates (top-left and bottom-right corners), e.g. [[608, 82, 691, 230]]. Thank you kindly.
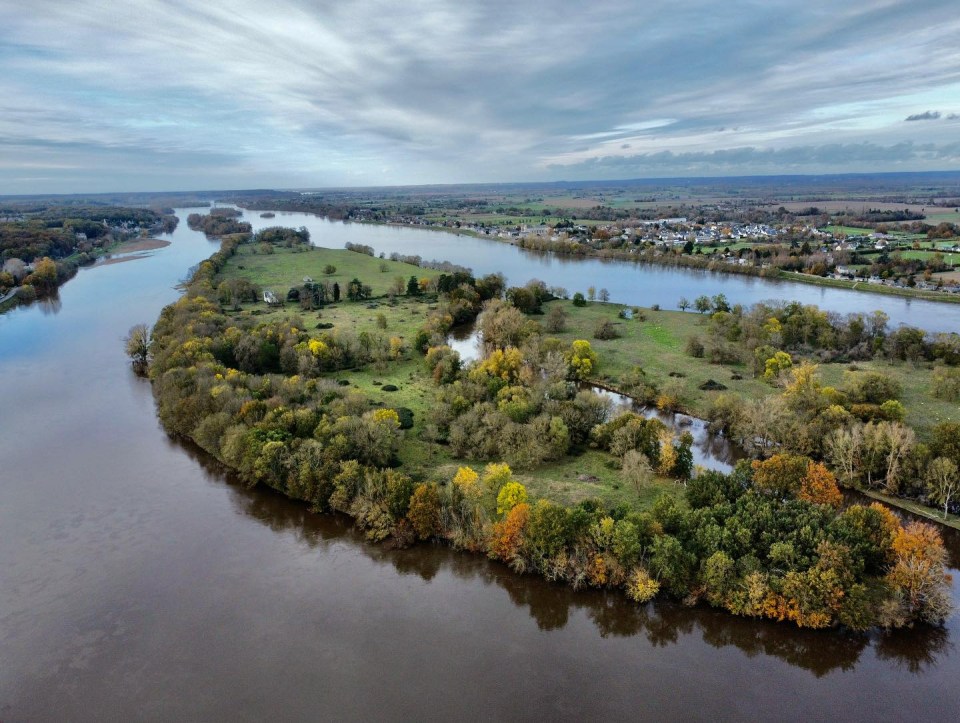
[[137, 213, 956, 631]]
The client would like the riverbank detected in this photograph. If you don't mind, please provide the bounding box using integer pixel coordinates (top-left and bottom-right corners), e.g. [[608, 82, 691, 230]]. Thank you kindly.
[[777, 269, 960, 304], [444, 222, 960, 306], [860, 489, 960, 531]]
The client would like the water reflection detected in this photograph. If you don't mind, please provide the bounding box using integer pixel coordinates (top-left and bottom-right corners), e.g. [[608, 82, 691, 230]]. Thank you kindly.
[[181, 434, 952, 680]]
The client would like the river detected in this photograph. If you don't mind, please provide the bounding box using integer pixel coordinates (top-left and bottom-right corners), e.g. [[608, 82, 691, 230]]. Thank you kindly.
[[237, 209, 960, 333], [1, 209, 959, 720]]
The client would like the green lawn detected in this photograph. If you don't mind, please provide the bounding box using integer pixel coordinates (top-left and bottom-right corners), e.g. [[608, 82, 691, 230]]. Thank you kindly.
[[222, 243, 445, 298], [824, 225, 873, 236], [540, 300, 771, 415]]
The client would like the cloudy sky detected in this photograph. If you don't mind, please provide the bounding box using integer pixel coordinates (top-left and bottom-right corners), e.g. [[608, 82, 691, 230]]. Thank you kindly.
[[2, 0, 960, 193]]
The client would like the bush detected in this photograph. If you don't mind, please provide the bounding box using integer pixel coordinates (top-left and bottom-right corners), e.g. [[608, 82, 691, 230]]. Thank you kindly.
[[544, 305, 568, 333], [382, 384, 399, 392], [932, 366, 960, 401], [593, 320, 620, 340], [572, 292, 586, 307], [393, 407, 415, 429], [685, 336, 705, 358]]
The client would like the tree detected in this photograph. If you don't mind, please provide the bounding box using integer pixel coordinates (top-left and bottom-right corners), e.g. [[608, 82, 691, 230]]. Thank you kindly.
[[800, 461, 843, 507], [453, 466, 481, 499], [926, 457, 958, 519], [496, 482, 528, 516], [763, 351, 792, 382], [598, 288, 610, 302], [408, 483, 442, 539], [488, 502, 529, 562], [332, 282, 340, 302], [751, 454, 808, 499], [625, 567, 660, 602], [677, 297, 691, 312], [622, 449, 654, 493], [672, 432, 694, 480], [885, 521, 953, 624], [711, 294, 730, 312], [568, 339, 599, 379], [544, 304, 567, 333], [346, 278, 368, 300], [694, 295, 711, 314], [572, 292, 586, 307], [482, 462, 514, 493], [124, 323, 151, 373], [26, 257, 58, 291], [587, 286, 596, 301], [407, 275, 421, 296]]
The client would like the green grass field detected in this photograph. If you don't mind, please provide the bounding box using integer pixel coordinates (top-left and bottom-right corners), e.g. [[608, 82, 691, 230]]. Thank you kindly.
[[824, 225, 873, 236], [546, 299, 954, 438], [223, 243, 445, 298], [541, 300, 775, 413]]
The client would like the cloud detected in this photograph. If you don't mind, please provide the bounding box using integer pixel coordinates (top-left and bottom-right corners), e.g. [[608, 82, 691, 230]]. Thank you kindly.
[[905, 111, 942, 121], [545, 141, 960, 178], [1, 0, 960, 192]]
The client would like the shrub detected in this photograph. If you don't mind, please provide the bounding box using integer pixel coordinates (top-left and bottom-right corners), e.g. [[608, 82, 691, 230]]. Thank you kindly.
[[685, 336, 705, 358], [932, 366, 960, 401], [593, 320, 620, 340], [392, 407, 415, 429], [381, 384, 399, 392], [572, 292, 586, 307], [625, 567, 660, 603]]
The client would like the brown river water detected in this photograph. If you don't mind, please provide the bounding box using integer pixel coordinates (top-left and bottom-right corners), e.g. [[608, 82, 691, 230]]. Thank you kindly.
[[1, 210, 958, 721]]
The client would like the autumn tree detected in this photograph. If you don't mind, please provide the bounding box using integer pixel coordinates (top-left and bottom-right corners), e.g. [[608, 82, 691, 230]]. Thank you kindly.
[[567, 339, 599, 380], [799, 461, 843, 507], [885, 521, 953, 625], [751, 454, 809, 499], [408, 483, 442, 540], [496, 481, 528, 516], [488, 502, 530, 563], [124, 323, 151, 373]]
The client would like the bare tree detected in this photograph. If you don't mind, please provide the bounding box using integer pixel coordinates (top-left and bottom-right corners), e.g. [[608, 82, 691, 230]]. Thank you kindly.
[[927, 457, 959, 519]]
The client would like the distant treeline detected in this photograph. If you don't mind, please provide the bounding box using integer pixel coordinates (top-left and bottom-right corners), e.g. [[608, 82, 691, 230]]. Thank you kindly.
[[1, 206, 176, 263], [187, 212, 252, 237]]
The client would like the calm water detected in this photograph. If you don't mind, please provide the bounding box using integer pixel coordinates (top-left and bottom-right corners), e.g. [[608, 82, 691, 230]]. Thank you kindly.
[[240, 209, 960, 333], [1, 209, 959, 720]]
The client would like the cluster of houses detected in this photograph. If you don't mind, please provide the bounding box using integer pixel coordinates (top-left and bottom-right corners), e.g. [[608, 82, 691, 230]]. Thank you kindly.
[[345, 208, 960, 296]]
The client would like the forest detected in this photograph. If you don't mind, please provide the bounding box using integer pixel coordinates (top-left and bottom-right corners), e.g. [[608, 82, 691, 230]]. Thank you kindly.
[[134, 214, 956, 631], [0, 205, 178, 302]]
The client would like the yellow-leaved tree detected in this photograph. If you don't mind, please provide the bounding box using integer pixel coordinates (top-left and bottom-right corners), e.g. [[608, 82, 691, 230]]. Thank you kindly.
[[568, 340, 599, 380]]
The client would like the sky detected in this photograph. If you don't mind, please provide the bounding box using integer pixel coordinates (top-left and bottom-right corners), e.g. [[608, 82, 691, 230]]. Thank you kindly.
[[2, 0, 960, 194]]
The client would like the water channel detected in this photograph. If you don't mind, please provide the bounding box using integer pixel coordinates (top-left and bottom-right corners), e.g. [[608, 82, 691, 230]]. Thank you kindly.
[[1, 208, 958, 720]]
